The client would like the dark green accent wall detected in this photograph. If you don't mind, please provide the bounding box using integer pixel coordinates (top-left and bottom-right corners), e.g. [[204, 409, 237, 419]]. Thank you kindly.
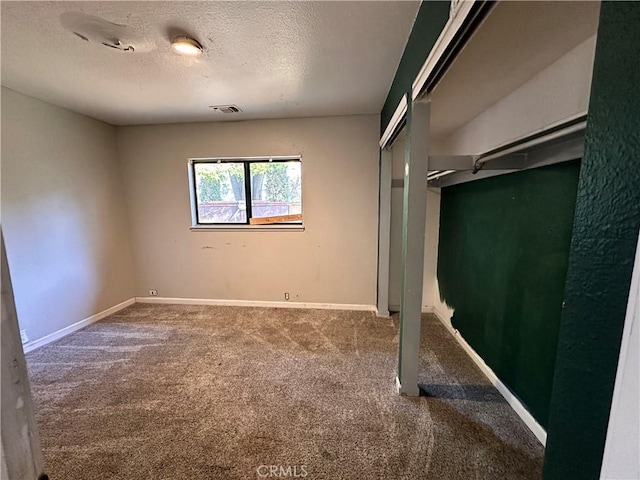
[[380, 1, 450, 134], [543, 3, 640, 479], [437, 161, 581, 427]]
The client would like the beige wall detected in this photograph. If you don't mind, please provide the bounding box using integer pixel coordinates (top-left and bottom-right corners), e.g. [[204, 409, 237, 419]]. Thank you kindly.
[[1, 88, 135, 343], [117, 115, 380, 306]]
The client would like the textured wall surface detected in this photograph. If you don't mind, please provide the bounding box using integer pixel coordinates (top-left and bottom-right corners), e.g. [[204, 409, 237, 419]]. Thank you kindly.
[[543, 3, 640, 479], [117, 115, 380, 305], [436, 161, 581, 427]]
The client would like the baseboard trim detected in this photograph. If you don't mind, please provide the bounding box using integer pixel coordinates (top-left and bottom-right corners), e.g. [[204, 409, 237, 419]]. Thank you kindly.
[[23, 297, 375, 353], [427, 306, 548, 445], [22, 296, 545, 442], [135, 296, 377, 312], [23, 298, 136, 353]]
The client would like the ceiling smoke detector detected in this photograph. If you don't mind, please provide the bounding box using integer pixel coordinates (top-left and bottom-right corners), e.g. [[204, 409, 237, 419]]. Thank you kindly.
[[209, 105, 243, 114]]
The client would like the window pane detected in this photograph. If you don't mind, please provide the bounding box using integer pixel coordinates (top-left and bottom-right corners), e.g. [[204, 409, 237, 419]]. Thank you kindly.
[[194, 163, 246, 223], [250, 161, 302, 221]]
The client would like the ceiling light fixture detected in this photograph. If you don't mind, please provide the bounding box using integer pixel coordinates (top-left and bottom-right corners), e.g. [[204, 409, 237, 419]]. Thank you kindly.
[[171, 36, 203, 55]]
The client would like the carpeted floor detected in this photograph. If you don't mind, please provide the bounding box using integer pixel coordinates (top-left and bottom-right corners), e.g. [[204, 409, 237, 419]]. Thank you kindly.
[[26, 304, 544, 479]]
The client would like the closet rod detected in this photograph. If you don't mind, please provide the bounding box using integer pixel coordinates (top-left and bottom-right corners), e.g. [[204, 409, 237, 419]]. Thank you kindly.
[[474, 118, 587, 170]]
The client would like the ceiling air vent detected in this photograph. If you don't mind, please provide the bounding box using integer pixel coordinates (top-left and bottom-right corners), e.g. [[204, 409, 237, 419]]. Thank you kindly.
[[209, 105, 242, 114]]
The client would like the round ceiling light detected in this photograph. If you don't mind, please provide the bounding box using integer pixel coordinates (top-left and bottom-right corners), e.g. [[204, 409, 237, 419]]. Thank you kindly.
[[171, 36, 203, 55]]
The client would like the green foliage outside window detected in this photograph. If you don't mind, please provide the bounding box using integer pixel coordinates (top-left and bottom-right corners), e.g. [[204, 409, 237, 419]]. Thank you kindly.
[[197, 162, 300, 203]]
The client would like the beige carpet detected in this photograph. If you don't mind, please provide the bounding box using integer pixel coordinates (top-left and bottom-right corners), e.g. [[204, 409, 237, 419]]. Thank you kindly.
[[26, 304, 543, 479]]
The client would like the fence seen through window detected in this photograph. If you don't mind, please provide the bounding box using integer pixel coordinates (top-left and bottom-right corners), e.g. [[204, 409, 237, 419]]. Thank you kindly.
[[191, 158, 302, 225]]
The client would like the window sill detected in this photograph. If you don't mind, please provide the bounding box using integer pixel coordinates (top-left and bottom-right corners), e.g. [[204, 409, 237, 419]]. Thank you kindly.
[[190, 225, 305, 232]]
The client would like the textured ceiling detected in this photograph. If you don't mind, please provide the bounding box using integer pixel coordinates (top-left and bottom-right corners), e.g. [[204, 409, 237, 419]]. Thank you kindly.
[[1, 1, 419, 126]]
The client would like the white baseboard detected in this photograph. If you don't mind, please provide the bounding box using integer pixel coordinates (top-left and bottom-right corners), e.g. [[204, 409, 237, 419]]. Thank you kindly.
[[24, 298, 136, 353], [23, 297, 374, 353], [427, 306, 548, 445], [136, 296, 377, 312], [22, 295, 545, 443]]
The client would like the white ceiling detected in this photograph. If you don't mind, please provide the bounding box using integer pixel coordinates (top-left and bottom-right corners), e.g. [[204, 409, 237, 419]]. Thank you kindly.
[[1, 1, 419, 126]]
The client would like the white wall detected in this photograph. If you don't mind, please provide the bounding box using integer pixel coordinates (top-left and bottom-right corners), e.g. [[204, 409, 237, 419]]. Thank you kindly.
[[388, 139, 447, 316], [1, 87, 136, 343], [600, 235, 640, 480], [422, 189, 453, 321], [117, 115, 380, 306], [440, 35, 597, 155]]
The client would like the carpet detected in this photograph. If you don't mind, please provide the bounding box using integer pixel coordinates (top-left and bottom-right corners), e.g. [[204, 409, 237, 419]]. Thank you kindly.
[[26, 304, 544, 479]]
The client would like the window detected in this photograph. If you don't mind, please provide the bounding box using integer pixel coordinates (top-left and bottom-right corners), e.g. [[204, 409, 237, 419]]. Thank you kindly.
[[189, 157, 302, 227]]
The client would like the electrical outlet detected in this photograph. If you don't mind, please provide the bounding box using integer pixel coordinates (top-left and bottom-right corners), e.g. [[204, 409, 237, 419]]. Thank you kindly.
[[284, 292, 290, 301], [20, 329, 29, 344], [149, 289, 158, 296]]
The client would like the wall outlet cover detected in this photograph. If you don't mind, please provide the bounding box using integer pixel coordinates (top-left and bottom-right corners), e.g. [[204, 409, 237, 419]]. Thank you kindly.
[[149, 289, 158, 296], [20, 329, 29, 344]]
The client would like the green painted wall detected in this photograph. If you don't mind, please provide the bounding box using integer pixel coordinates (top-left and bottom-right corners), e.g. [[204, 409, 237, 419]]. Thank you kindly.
[[437, 161, 581, 427], [380, 1, 450, 134], [543, 3, 640, 479]]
